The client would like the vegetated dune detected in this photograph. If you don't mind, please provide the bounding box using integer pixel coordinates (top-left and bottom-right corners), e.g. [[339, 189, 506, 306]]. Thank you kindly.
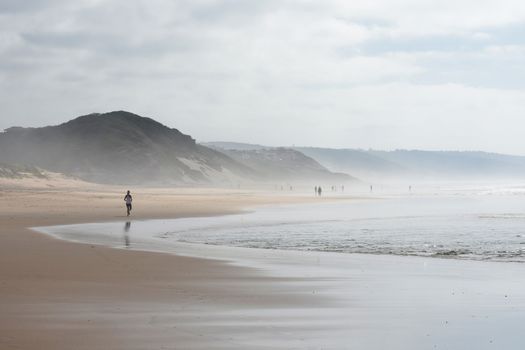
[[0, 111, 353, 186], [0, 111, 256, 185]]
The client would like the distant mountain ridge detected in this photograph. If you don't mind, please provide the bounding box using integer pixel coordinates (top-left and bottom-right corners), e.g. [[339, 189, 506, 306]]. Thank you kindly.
[[8, 114, 521, 186], [297, 148, 525, 181], [206, 142, 525, 181]]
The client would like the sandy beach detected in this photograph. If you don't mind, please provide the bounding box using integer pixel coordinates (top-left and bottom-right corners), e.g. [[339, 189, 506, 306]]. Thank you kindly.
[[2, 179, 525, 349], [0, 179, 328, 349]]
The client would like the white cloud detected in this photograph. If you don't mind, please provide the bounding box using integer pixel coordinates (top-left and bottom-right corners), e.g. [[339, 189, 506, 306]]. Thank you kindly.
[[1, 0, 525, 154]]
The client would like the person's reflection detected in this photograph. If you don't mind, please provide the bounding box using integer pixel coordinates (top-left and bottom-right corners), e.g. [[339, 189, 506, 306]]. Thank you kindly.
[[123, 221, 131, 248]]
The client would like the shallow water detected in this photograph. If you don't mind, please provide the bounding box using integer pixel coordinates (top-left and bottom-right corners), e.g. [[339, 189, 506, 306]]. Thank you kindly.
[[37, 194, 525, 263]]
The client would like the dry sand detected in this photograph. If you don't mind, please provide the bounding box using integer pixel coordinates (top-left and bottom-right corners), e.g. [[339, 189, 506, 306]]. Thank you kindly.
[[0, 178, 333, 349]]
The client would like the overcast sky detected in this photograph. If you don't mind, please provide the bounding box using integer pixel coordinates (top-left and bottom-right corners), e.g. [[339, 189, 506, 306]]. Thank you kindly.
[[1, 0, 525, 154]]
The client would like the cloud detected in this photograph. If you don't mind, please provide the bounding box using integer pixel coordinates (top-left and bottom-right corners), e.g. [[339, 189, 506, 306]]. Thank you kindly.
[[0, 0, 68, 14], [1, 0, 525, 153]]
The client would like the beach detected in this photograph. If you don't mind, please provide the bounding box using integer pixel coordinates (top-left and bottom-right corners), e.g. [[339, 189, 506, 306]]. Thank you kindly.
[[1, 180, 525, 349], [0, 180, 332, 349]]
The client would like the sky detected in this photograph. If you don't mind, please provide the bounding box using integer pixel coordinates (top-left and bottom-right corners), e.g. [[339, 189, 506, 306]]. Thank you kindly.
[[1, 0, 525, 154]]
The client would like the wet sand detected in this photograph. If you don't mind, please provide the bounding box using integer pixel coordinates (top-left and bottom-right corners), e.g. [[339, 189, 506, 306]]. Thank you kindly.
[[1, 181, 524, 349]]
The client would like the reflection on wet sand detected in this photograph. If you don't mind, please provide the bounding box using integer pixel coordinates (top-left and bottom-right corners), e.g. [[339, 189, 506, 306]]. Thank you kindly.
[[123, 221, 131, 247]]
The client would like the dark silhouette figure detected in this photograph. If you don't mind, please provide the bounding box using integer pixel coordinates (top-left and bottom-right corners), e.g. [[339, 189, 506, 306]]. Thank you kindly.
[[317, 186, 322, 196], [370, 185, 373, 193], [123, 221, 131, 247], [124, 190, 133, 216]]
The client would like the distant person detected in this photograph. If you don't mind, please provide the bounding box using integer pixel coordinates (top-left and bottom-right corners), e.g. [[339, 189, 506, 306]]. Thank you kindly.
[[318, 186, 322, 196], [124, 190, 133, 216], [370, 185, 373, 193]]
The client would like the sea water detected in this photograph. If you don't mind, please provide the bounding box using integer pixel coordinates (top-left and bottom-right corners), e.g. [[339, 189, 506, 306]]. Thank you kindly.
[[36, 191, 525, 263]]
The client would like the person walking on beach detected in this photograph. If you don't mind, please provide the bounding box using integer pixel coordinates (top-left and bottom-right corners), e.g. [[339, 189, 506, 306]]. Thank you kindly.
[[124, 190, 133, 216], [317, 186, 322, 196]]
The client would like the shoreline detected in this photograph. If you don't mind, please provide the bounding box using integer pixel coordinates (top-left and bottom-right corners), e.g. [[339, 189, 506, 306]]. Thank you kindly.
[[33, 212, 525, 268], [34, 194, 525, 266]]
